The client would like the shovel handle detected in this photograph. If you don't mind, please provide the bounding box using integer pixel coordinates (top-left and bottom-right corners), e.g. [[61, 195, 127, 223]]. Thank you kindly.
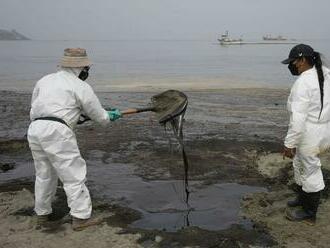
[[121, 107, 155, 115], [77, 107, 154, 124]]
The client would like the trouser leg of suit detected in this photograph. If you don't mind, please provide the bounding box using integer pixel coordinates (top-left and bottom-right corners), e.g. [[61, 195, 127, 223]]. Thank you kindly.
[[41, 128, 92, 219], [28, 134, 58, 215], [297, 121, 326, 193], [297, 148, 325, 193], [292, 155, 303, 187], [28, 121, 92, 219], [53, 145, 92, 219]]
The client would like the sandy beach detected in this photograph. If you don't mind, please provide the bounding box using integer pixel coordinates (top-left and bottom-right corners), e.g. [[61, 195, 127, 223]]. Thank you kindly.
[[1, 88, 330, 248]]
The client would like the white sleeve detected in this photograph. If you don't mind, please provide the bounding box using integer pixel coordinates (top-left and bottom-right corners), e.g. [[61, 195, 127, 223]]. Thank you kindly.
[[76, 83, 110, 126], [284, 78, 310, 148]]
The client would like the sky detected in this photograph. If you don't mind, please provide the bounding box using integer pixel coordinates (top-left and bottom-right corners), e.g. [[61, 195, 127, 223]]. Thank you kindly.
[[1, 0, 330, 40]]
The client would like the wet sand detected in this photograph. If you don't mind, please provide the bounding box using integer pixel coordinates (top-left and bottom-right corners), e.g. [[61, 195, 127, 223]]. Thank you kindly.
[[1, 89, 330, 247]]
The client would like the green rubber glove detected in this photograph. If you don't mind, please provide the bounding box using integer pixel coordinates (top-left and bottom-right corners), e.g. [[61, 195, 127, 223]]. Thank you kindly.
[[108, 109, 122, 121]]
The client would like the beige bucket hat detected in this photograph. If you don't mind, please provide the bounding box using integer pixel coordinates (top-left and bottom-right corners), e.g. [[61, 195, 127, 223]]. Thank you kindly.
[[60, 48, 92, 68]]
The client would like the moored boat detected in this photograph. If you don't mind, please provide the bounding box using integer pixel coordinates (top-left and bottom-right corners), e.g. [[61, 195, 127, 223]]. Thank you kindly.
[[218, 31, 243, 45]]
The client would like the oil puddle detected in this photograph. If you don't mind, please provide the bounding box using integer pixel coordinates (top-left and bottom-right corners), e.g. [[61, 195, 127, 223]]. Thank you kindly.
[[130, 182, 265, 231], [87, 150, 266, 231]]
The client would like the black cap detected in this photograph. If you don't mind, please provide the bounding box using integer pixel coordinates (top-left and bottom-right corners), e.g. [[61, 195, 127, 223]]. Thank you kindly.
[[281, 44, 315, 64]]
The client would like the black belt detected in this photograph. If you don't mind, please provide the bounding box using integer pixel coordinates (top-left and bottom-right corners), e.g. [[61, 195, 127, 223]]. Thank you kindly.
[[34, 117, 69, 128]]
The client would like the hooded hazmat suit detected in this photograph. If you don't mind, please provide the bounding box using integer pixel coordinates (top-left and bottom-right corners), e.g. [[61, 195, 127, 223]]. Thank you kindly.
[[285, 66, 330, 193], [28, 67, 110, 219]]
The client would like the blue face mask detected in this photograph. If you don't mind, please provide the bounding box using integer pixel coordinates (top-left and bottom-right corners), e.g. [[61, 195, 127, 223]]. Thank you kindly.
[[78, 66, 90, 81]]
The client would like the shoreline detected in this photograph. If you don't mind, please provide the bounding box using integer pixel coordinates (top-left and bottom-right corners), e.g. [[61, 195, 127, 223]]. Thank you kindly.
[[0, 75, 293, 93], [0, 85, 291, 94]]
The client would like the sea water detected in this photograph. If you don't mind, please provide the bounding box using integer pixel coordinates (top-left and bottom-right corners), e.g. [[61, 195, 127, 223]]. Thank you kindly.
[[0, 39, 329, 92]]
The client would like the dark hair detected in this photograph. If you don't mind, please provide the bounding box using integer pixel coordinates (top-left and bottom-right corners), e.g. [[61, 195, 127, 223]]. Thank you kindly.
[[306, 52, 324, 119]]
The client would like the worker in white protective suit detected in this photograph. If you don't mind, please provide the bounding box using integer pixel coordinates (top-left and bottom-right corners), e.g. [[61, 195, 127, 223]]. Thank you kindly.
[[282, 44, 330, 224], [27, 48, 122, 231]]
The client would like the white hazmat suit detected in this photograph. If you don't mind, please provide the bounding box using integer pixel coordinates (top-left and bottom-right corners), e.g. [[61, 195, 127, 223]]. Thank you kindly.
[[28, 68, 110, 219], [285, 66, 330, 193]]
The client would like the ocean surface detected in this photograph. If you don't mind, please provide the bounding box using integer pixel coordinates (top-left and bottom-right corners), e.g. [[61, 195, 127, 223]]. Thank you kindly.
[[0, 39, 329, 92]]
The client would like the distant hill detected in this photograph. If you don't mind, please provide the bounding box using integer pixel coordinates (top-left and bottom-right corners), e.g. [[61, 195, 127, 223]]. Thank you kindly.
[[0, 29, 29, 40]]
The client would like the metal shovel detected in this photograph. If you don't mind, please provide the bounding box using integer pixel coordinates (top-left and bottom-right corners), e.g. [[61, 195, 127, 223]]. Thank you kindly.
[[78, 90, 188, 124]]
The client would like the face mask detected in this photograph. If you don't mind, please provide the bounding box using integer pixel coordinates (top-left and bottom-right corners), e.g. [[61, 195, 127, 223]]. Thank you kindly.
[[288, 62, 299, 76], [78, 66, 90, 81]]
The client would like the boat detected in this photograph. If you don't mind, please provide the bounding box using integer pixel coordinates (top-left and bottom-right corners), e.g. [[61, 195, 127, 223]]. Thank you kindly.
[[218, 31, 243, 45], [263, 35, 287, 41], [217, 31, 297, 45]]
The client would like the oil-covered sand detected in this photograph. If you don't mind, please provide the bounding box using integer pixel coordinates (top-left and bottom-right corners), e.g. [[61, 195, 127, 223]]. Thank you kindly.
[[1, 89, 330, 248]]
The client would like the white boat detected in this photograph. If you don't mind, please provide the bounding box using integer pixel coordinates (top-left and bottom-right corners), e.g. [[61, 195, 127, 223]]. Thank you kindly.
[[218, 31, 243, 45]]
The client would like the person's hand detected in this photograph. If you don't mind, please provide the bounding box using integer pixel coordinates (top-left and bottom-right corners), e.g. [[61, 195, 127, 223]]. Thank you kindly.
[[283, 146, 296, 159], [108, 109, 122, 121]]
